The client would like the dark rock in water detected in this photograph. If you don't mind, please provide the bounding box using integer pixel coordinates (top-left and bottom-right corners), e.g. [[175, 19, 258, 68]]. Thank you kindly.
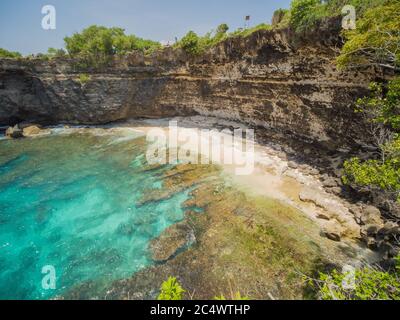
[[150, 221, 195, 262], [5, 125, 23, 138], [117, 222, 135, 236]]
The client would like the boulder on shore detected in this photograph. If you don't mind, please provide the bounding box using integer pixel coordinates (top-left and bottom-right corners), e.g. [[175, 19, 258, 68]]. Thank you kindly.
[[299, 187, 361, 239], [5, 124, 47, 138], [22, 125, 42, 137], [5, 125, 23, 138], [360, 205, 383, 226]]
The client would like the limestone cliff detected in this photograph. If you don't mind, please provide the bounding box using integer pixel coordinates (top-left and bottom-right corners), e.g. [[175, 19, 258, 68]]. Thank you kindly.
[[0, 18, 373, 146]]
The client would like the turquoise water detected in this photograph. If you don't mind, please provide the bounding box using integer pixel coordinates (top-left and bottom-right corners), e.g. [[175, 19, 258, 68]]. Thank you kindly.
[[0, 129, 191, 299]]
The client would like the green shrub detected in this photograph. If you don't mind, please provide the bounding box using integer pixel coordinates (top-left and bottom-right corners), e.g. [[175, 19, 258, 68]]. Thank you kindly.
[[343, 156, 400, 201], [337, 0, 400, 70], [215, 24, 229, 39], [355, 79, 400, 131], [272, 9, 291, 28], [308, 259, 400, 300], [0, 48, 22, 59], [289, 0, 327, 32], [325, 0, 387, 16], [176, 24, 231, 55], [46, 47, 66, 58], [174, 20, 272, 54], [64, 25, 161, 68], [285, 0, 391, 34], [157, 277, 185, 300], [201, 23, 230, 47], [339, 0, 400, 201], [178, 31, 202, 55], [229, 23, 272, 38], [78, 73, 91, 85], [342, 78, 400, 202]]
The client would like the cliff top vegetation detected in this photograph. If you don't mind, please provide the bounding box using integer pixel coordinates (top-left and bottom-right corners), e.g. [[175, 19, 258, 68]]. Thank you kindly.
[[1, 0, 397, 69]]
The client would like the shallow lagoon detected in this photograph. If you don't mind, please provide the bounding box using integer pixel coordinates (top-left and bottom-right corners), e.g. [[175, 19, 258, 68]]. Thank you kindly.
[[0, 129, 192, 299], [0, 123, 372, 299]]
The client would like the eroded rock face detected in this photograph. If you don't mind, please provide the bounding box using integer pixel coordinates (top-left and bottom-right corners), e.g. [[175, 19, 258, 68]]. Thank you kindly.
[[0, 19, 373, 147], [299, 187, 360, 239], [361, 205, 384, 226]]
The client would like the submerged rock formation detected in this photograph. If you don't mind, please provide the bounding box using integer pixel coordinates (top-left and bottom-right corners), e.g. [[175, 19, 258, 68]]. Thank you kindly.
[[150, 222, 195, 262], [0, 18, 373, 148]]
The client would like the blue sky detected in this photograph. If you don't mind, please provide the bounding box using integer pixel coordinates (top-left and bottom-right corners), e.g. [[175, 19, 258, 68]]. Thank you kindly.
[[0, 0, 292, 55]]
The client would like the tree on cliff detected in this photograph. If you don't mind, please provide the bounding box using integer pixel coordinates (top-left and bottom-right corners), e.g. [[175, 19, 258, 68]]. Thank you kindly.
[[178, 31, 201, 55], [335, 0, 400, 204], [287, 0, 393, 34], [0, 48, 22, 59], [216, 23, 229, 36], [343, 78, 400, 203], [47, 47, 66, 58], [63, 25, 161, 67], [289, 0, 325, 32], [176, 23, 230, 55], [337, 0, 400, 71]]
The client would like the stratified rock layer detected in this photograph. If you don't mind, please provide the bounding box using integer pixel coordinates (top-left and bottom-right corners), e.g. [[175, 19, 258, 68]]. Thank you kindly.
[[0, 19, 374, 147]]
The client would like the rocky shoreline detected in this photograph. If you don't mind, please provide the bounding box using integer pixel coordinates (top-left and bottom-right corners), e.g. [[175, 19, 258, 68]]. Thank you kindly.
[[2, 117, 398, 264], [3, 119, 396, 299], [1, 17, 399, 297], [251, 127, 399, 262]]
